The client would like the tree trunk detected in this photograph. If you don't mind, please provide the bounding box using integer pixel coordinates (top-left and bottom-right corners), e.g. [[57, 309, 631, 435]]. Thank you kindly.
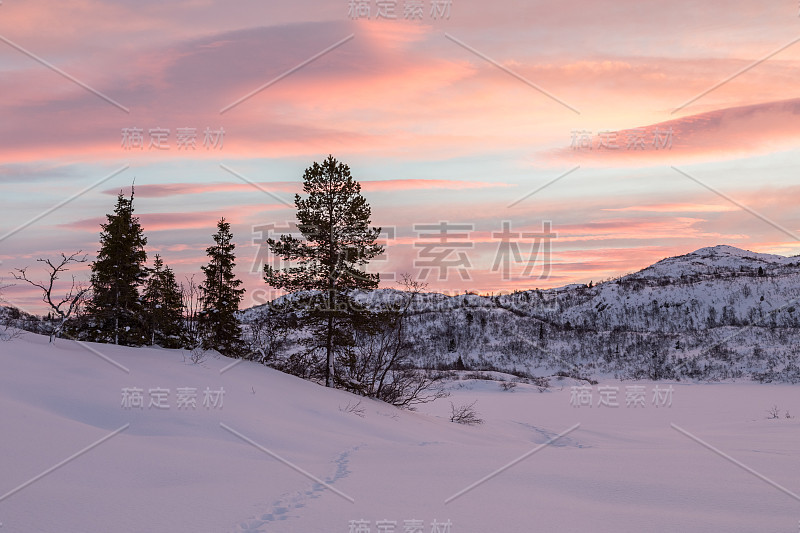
[[326, 310, 333, 387], [115, 288, 120, 345], [326, 196, 336, 388]]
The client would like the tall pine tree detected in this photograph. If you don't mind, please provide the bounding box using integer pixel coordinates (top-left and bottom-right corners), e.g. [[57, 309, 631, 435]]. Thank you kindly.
[[264, 155, 383, 387], [142, 254, 185, 348], [88, 190, 148, 345], [198, 218, 245, 357]]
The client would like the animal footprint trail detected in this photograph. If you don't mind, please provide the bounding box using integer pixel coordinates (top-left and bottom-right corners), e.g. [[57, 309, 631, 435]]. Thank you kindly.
[[235, 445, 362, 532], [516, 422, 588, 449]]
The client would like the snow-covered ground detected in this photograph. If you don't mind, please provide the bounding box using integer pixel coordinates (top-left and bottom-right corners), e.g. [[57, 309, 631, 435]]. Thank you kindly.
[[1, 332, 799, 532]]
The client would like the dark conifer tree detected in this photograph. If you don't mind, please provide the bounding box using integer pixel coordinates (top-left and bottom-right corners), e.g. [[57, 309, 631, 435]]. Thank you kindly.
[[88, 190, 148, 345], [198, 218, 245, 356], [264, 155, 383, 387], [142, 254, 185, 348]]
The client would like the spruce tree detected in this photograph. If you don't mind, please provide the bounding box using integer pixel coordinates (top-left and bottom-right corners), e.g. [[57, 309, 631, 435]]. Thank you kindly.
[[142, 255, 185, 348], [88, 190, 148, 345], [264, 155, 383, 387], [198, 218, 245, 357]]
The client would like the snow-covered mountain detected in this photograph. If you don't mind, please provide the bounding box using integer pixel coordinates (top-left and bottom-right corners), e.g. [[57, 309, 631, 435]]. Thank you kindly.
[[634, 244, 799, 279], [244, 245, 800, 383]]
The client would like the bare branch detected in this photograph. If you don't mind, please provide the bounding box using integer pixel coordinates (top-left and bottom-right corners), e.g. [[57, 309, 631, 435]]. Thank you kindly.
[[11, 251, 89, 342]]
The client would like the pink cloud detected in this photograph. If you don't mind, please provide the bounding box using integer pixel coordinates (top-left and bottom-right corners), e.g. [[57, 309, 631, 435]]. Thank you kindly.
[[554, 217, 747, 242], [603, 203, 737, 213], [544, 98, 800, 165], [103, 182, 298, 199], [59, 204, 288, 233], [3, 0, 800, 168], [102, 179, 511, 198]]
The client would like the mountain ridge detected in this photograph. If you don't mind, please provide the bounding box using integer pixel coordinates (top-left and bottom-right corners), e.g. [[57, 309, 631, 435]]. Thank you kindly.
[[243, 244, 800, 383]]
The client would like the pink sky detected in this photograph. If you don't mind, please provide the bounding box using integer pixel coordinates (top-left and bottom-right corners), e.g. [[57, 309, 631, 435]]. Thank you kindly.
[[2, 0, 800, 312]]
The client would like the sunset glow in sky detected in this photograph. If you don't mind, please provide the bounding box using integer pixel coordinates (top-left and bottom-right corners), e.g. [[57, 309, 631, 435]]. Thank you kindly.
[[2, 0, 800, 312]]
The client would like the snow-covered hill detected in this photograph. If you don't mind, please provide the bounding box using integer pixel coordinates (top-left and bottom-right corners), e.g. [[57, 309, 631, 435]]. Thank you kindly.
[[1, 332, 799, 532], [635, 244, 799, 279], [244, 245, 800, 382]]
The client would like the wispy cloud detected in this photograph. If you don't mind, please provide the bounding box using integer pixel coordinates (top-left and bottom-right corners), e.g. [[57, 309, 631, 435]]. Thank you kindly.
[[102, 178, 512, 198], [603, 203, 737, 213], [60, 205, 287, 233], [545, 98, 800, 165]]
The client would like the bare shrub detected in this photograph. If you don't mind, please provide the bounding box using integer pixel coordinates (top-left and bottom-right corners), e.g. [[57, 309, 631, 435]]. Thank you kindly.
[[531, 376, 550, 391], [766, 405, 780, 419], [340, 275, 449, 408], [183, 344, 208, 365], [339, 400, 366, 418], [450, 400, 484, 425], [246, 308, 291, 364]]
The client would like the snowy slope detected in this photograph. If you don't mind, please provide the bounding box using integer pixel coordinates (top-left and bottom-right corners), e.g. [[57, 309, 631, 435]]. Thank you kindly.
[[1, 332, 799, 532]]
